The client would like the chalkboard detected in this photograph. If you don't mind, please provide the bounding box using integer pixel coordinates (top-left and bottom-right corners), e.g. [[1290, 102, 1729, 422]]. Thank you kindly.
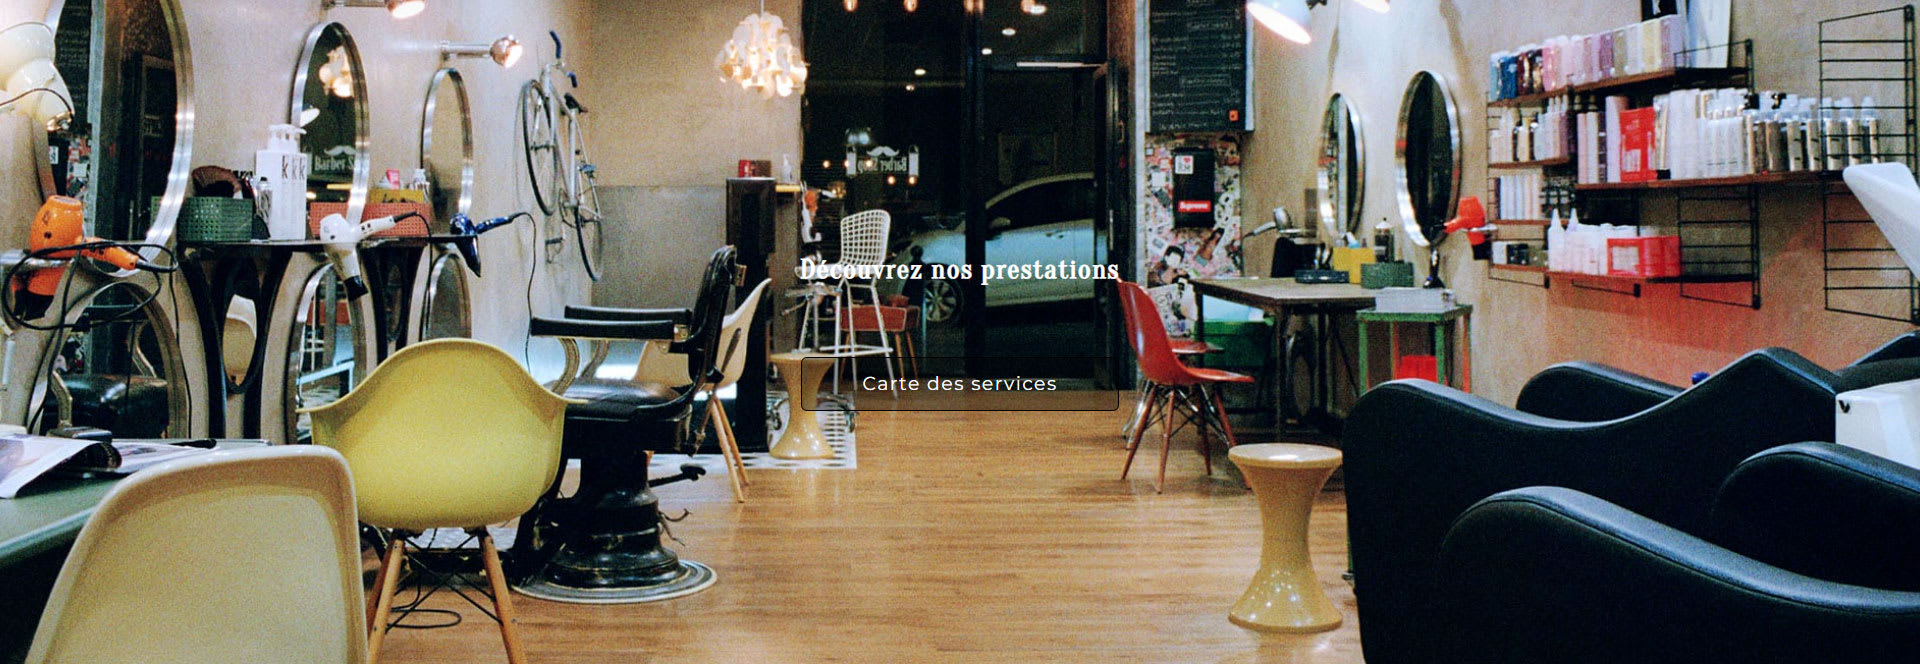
[[1149, 0, 1252, 133]]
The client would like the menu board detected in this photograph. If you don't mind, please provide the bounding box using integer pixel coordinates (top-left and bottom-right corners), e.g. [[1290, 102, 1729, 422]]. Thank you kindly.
[[1149, 0, 1252, 133]]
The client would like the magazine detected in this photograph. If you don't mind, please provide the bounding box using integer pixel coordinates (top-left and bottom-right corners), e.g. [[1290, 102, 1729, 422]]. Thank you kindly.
[[0, 435, 212, 498]]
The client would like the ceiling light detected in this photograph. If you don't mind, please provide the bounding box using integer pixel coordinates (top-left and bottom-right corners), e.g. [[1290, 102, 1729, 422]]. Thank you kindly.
[[715, 11, 810, 99], [1002, 27, 1017, 36], [904, 84, 916, 91], [903, 0, 918, 11], [1247, 0, 1312, 44], [981, 47, 993, 55], [441, 36, 523, 68], [321, 0, 425, 19], [844, 0, 857, 10], [1353, 0, 1389, 12], [914, 68, 927, 76], [0, 22, 73, 131], [1020, 0, 1048, 15]]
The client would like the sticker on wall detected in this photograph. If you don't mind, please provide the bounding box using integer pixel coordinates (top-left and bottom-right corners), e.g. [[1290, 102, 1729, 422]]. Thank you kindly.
[[1142, 133, 1245, 337]]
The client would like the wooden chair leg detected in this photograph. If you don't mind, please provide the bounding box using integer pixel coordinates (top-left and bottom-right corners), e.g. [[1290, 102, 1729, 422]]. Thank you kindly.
[[1122, 385, 1159, 477], [367, 538, 406, 664], [714, 399, 749, 488], [904, 330, 919, 376], [1157, 389, 1177, 493], [1197, 388, 1214, 477], [480, 532, 528, 664], [712, 400, 748, 501]]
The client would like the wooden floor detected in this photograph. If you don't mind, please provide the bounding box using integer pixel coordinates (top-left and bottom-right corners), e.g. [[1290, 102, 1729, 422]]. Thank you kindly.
[[380, 407, 1362, 663]]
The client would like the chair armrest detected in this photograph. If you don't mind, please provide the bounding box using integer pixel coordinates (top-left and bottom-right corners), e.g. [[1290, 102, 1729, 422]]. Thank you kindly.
[[1431, 487, 1920, 664], [1712, 442, 1920, 591], [1513, 361, 1682, 421], [563, 306, 692, 326], [1854, 331, 1920, 365], [529, 317, 677, 341]]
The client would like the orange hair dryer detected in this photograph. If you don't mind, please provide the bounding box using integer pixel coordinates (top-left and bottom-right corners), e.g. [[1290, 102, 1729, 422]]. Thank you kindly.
[[1444, 196, 1495, 261], [19, 196, 146, 298]]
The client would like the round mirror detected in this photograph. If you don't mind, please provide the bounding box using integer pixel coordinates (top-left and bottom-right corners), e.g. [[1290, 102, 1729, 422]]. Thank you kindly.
[[419, 251, 470, 340], [1394, 71, 1462, 251], [1315, 94, 1365, 242], [292, 22, 369, 224], [285, 266, 360, 443], [37, 281, 187, 437], [421, 68, 473, 226]]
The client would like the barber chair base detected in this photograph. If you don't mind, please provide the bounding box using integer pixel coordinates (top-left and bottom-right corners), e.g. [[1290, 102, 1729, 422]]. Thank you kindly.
[[517, 560, 715, 604]]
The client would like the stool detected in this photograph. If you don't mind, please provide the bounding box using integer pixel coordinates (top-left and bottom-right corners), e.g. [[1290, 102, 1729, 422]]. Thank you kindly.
[[770, 352, 834, 459], [1227, 443, 1343, 633]]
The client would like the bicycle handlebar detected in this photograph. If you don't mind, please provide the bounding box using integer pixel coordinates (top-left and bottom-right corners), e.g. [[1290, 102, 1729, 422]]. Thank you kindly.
[[569, 71, 579, 89], [550, 30, 562, 60]]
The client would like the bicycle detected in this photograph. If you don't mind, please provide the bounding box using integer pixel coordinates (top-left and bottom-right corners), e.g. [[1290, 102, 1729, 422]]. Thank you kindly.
[[520, 30, 604, 282]]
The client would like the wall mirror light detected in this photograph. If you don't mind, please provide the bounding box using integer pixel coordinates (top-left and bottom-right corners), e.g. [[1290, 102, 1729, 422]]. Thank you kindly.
[[1315, 93, 1365, 243], [1394, 70, 1462, 273], [420, 67, 472, 227], [286, 266, 359, 443], [40, 281, 188, 437], [292, 22, 370, 224]]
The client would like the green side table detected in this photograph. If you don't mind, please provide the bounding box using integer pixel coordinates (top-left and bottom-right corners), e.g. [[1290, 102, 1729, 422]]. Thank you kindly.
[[1356, 305, 1473, 392]]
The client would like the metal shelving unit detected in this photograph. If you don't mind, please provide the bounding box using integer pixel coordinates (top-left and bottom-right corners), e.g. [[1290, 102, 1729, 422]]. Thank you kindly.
[[1820, 5, 1920, 323]]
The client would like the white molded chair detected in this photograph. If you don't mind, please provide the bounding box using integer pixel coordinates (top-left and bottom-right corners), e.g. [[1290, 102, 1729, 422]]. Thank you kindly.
[[1846, 162, 1920, 275], [630, 279, 772, 501], [26, 446, 366, 664], [797, 209, 898, 397]]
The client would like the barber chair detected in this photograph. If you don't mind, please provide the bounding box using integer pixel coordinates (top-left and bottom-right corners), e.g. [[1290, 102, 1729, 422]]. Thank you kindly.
[[1342, 347, 1920, 664], [1515, 331, 1920, 422], [52, 317, 170, 438], [1429, 442, 1920, 663], [509, 247, 737, 603]]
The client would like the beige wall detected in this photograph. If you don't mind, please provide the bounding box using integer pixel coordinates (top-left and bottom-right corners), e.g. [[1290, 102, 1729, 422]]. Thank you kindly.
[[0, 0, 596, 373], [1237, 0, 1915, 404], [581, 0, 803, 308]]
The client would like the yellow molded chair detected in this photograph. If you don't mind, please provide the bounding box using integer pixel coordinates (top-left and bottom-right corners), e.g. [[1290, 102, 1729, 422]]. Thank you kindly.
[[302, 338, 581, 664], [26, 446, 365, 664], [630, 278, 771, 502]]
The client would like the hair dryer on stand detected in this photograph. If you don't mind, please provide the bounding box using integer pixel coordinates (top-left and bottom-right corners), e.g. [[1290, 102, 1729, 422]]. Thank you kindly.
[[8, 196, 173, 319], [318, 211, 413, 300], [1425, 196, 1495, 288], [447, 212, 526, 277]]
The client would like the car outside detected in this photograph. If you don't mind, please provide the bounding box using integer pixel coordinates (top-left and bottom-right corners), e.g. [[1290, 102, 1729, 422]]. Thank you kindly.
[[884, 173, 1105, 325]]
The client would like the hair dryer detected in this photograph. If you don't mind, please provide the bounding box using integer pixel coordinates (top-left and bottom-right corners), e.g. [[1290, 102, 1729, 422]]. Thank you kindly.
[[1443, 196, 1497, 262], [318, 211, 407, 299], [447, 212, 523, 277]]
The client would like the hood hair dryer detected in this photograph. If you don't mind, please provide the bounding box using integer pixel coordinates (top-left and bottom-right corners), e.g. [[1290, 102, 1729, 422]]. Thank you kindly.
[[318, 211, 411, 299], [448, 212, 524, 277]]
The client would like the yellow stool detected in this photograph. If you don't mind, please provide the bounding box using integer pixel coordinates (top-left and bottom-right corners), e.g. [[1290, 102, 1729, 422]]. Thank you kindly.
[[1227, 443, 1343, 633], [770, 352, 834, 459]]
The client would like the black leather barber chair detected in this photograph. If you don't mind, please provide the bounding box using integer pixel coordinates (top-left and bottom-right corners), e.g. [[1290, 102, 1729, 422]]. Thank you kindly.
[[1431, 442, 1920, 663], [1342, 347, 1920, 664], [510, 246, 737, 602], [1515, 331, 1920, 422], [52, 318, 170, 438]]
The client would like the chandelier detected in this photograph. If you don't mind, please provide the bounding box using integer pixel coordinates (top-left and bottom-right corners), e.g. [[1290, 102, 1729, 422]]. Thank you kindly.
[[714, 7, 809, 99]]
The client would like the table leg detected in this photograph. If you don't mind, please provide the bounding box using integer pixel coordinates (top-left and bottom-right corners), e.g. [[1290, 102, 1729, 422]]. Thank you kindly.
[[1460, 314, 1472, 393], [1434, 321, 1450, 388], [1357, 319, 1370, 394]]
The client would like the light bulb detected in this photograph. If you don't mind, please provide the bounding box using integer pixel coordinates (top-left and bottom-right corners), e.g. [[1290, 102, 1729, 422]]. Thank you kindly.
[[844, 0, 857, 10], [386, 0, 426, 18], [904, 0, 918, 11]]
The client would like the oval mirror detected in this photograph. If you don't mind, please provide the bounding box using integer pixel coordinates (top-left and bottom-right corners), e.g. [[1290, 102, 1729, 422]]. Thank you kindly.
[[1315, 93, 1365, 243], [292, 22, 369, 224], [419, 251, 470, 340], [38, 281, 188, 437], [421, 68, 473, 225], [1394, 71, 1463, 253], [286, 266, 361, 443]]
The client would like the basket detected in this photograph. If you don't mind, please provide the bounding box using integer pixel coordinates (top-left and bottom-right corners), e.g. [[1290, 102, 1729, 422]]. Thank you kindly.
[[1361, 262, 1415, 289], [307, 201, 433, 239], [158, 197, 259, 243]]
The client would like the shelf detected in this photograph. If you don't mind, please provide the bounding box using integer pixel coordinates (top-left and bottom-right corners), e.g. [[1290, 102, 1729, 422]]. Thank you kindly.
[[1550, 270, 1755, 285], [1566, 66, 1747, 96], [1574, 171, 1835, 191], [1488, 90, 1562, 107], [1489, 264, 1547, 273], [1491, 219, 1552, 227], [1488, 157, 1572, 169]]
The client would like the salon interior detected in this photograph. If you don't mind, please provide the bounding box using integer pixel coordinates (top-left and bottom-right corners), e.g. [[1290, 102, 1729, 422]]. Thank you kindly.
[[10, 0, 1920, 662]]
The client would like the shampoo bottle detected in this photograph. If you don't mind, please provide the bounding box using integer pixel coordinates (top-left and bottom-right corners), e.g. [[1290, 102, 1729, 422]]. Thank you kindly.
[[1859, 96, 1882, 164], [255, 124, 310, 240]]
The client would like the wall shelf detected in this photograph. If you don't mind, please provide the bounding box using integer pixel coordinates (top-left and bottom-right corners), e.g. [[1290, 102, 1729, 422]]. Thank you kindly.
[[1489, 157, 1572, 169], [1575, 171, 1835, 191], [1488, 90, 1562, 108], [1819, 6, 1920, 324], [1492, 219, 1552, 227]]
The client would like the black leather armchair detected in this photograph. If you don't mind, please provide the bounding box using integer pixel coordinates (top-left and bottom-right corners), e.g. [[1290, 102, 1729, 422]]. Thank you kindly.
[[509, 247, 737, 601], [1515, 331, 1920, 422], [1342, 348, 1920, 664], [1430, 443, 1920, 664]]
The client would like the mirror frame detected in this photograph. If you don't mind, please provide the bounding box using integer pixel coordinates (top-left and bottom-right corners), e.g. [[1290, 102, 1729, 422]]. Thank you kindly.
[[290, 21, 370, 224], [32, 280, 190, 437], [1393, 70, 1463, 250], [283, 263, 372, 443], [420, 67, 474, 223], [1315, 93, 1365, 242], [418, 250, 471, 340]]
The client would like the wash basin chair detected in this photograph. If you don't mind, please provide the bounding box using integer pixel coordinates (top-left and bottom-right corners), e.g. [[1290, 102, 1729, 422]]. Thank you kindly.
[[1430, 442, 1920, 663], [1515, 331, 1920, 422], [1341, 347, 1920, 664]]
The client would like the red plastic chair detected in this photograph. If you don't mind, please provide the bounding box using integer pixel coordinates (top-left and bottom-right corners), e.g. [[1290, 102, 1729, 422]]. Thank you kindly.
[[1116, 281, 1252, 492]]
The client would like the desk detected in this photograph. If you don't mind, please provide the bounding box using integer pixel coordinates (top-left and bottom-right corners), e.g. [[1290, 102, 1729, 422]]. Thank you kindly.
[[0, 478, 116, 565], [1191, 279, 1377, 430]]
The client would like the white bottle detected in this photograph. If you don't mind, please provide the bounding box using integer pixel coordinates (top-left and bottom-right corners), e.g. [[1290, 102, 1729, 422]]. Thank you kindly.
[[1827, 98, 1854, 171], [255, 124, 310, 240], [1859, 96, 1882, 165]]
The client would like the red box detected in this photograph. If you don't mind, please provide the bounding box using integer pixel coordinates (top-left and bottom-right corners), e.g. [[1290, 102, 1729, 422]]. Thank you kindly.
[[1607, 237, 1651, 277], [307, 202, 433, 239], [1619, 107, 1657, 183], [1395, 355, 1439, 382]]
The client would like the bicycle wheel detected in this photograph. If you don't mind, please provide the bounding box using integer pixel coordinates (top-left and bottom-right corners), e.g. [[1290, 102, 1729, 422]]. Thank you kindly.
[[519, 80, 561, 216], [565, 110, 604, 282]]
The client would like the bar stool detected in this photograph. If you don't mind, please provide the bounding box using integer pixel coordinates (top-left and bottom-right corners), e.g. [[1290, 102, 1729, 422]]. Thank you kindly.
[[839, 303, 918, 379], [798, 209, 897, 397], [1227, 443, 1343, 633], [770, 351, 834, 459]]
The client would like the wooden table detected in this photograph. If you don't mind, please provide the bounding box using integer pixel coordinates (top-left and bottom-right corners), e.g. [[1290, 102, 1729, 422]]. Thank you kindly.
[[1190, 279, 1377, 430]]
